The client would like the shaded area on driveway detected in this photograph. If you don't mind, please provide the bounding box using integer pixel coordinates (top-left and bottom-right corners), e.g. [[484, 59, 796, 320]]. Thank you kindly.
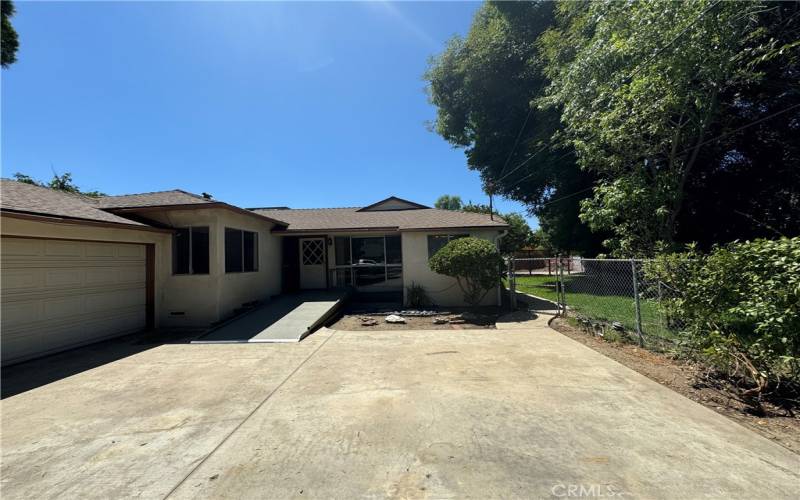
[[1, 328, 202, 399]]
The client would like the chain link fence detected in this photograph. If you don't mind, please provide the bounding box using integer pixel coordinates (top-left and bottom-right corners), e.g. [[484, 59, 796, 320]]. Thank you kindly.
[[509, 257, 689, 352]]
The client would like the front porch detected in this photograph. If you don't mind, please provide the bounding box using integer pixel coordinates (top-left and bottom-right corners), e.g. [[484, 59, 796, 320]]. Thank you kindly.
[[280, 233, 404, 297]]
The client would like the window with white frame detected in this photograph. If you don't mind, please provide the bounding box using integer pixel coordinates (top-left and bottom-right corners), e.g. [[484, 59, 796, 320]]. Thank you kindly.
[[225, 228, 258, 273], [173, 226, 210, 275]]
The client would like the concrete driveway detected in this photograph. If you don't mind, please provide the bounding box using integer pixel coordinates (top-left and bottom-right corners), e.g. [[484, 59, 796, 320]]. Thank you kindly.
[[1, 316, 797, 499]]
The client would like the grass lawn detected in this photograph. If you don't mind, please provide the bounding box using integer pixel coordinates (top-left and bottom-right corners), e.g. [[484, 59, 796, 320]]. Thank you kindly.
[[508, 274, 677, 343]]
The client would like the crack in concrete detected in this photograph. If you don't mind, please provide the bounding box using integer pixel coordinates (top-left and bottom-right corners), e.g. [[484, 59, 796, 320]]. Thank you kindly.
[[161, 331, 339, 499]]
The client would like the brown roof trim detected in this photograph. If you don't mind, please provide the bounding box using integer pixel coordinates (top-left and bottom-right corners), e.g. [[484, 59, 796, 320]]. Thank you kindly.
[[106, 202, 289, 227], [398, 225, 508, 232], [356, 196, 430, 212], [271, 224, 508, 234], [1, 210, 175, 233], [271, 226, 400, 234]]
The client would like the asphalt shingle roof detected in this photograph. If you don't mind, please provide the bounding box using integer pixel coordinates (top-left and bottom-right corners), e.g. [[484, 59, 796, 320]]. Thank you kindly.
[[0, 180, 147, 226], [95, 190, 213, 209], [252, 206, 508, 232]]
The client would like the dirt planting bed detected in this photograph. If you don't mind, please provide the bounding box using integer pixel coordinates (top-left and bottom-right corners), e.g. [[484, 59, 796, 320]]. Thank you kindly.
[[330, 305, 504, 331]]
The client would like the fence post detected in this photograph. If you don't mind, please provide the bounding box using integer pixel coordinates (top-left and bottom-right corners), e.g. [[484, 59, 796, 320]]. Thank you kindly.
[[558, 255, 566, 317], [631, 259, 644, 346], [507, 257, 517, 310]]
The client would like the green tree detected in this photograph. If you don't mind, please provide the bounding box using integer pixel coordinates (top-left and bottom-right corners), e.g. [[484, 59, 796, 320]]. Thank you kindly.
[[13, 172, 105, 197], [2, 0, 19, 68], [428, 237, 504, 306], [540, 0, 800, 255], [424, 1, 605, 256], [12, 172, 38, 185], [434, 194, 463, 211], [460, 202, 533, 256]]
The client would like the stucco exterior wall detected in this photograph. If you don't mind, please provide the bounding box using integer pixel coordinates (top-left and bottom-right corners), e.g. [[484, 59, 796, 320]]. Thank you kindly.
[[141, 208, 281, 327], [401, 229, 504, 307], [0, 215, 171, 327]]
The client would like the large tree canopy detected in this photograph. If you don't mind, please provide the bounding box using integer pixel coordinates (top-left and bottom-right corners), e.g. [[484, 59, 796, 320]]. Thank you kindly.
[[540, 0, 800, 255], [425, 1, 605, 256], [2, 0, 19, 68], [427, 0, 799, 257]]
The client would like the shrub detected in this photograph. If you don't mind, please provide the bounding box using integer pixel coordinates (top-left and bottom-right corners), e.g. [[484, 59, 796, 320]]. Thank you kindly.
[[428, 237, 504, 306], [406, 282, 433, 308], [648, 237, 800, 400]]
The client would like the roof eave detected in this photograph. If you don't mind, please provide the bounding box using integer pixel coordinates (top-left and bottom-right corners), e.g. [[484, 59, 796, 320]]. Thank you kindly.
[[0, 209, 174, 233], [105, 203, 289, 227], [270, 224, 509, 234], [271, 226, 400, 234], [398, 225, 509, 232]]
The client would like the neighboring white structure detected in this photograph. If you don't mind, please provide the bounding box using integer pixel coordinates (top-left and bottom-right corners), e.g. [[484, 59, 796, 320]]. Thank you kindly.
[[0, 182, 507, 364]]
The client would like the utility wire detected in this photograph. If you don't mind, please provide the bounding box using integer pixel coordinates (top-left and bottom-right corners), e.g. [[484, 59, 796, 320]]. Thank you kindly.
[[675, 102, 800, 156], [515, 103, 800, 211], [497, 106, 534, 180], [627, 0, 723, 80], [495, 0, 792, 214]]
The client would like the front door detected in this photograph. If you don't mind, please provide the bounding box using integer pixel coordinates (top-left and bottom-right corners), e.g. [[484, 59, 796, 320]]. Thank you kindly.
[[299, 237, 327, 289]]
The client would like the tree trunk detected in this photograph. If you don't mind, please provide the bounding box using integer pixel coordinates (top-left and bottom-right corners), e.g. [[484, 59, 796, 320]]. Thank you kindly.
[[664, 89, 719, 242]]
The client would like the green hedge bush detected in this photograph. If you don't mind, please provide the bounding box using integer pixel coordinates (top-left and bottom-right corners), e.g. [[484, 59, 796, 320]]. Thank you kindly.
[[428, 237, 503, 306], [648, 237, 800, 398]]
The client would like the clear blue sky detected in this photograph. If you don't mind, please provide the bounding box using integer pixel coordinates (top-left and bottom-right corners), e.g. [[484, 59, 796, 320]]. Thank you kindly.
[[1, 1, 537, 227]]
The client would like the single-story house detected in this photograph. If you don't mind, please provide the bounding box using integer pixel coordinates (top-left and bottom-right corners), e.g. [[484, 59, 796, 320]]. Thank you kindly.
[[0, 179, 508, 364]]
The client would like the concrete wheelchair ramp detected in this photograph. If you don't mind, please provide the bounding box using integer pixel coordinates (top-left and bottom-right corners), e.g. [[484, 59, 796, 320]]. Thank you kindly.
[[194, 290, 348, 343]]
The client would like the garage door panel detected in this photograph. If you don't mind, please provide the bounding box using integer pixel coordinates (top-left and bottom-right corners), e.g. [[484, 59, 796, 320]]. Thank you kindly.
[[43, 295, 85, 320], [1, 269, 43, 291], [1, 238, 148, 364], [1, 331, 41, 362], [85, 289, 145, 313], [2, 311, 145, 362], [84, 243, 116, 258], [85, 267, 119, 285], [117, 244, 145, 258], [118, 267, 146, 284], [45, 268, 84, 287], [2, 238, 44, 257], [1, 301, 42, 327], [44, 240, 84, 257]]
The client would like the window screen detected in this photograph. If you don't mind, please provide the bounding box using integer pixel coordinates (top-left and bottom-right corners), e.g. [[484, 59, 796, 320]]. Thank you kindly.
[[386, 235, 402, 264], [191, 226, 210, 274], [427, 234, 469, 259], [334, 236, 351, 266], [226, 228, 258, 273], [173, 228, 191, 275], [243, 231, 258, 272], [173, 227, 209, 275], [225, 228, 243, 273]]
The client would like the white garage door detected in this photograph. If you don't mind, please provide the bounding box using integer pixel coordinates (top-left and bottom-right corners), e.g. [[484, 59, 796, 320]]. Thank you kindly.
[[1, 237, 148, 364]]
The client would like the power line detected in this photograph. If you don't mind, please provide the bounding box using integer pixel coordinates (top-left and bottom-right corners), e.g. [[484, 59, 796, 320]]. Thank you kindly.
[[627, 0, 722, 81], [676, 102, 800, 156], [497, 106, 534, 180], [497, 142, 551, 182], [515, 102, 800, 210], [541, 187, 595, 207]]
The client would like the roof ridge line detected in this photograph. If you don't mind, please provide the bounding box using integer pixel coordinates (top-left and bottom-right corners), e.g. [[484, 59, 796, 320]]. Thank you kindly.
[[99, 188, 197, 199], [253, 206, 363, 211]]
